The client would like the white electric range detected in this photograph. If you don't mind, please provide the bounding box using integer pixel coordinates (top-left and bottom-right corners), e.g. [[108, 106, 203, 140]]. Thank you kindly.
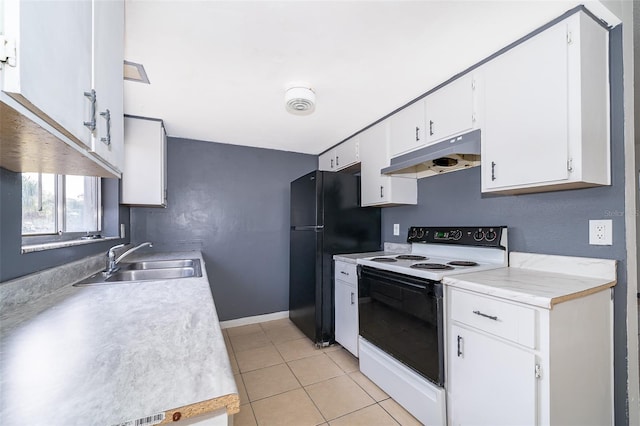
[[356, 226, 508, 426]]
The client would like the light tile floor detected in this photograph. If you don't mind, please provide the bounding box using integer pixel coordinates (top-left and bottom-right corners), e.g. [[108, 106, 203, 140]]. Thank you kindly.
[[223, 319, 423, 426]]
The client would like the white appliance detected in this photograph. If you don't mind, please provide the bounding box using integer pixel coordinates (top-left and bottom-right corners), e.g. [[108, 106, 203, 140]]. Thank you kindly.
[[356, 226, 508, 426]]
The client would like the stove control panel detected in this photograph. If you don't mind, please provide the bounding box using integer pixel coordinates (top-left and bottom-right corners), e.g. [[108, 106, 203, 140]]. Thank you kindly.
[[407, 226, 506, 248]]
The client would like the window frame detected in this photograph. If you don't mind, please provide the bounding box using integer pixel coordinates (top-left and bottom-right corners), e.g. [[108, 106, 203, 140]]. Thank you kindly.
[[21, 173, 103, 245]]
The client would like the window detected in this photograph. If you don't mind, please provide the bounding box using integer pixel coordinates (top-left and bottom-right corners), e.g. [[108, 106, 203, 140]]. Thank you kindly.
[[21, 173, 101, 238]]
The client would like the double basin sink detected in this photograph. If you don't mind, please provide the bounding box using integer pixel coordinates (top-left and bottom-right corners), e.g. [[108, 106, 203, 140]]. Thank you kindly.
[[74, 259, 202, 286]]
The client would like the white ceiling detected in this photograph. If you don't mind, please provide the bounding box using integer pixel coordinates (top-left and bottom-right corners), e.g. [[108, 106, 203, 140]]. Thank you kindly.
[[123, 0, 588, 155]]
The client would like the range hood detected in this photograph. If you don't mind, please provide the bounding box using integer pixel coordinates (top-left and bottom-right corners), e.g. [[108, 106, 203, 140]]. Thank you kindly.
[[382, 129, 481, 178]]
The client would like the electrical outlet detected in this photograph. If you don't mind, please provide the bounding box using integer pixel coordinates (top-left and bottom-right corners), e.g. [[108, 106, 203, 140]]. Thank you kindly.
[[393, 224, 400, 236], [589, 220, 612, 245]]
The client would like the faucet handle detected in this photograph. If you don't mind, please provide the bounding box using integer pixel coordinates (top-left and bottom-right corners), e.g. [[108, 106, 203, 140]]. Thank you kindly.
[[107, 243, 126, 257]]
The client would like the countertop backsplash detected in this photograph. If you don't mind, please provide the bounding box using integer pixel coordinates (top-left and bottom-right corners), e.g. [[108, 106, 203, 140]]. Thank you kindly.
[[0, 253, 104, 312]]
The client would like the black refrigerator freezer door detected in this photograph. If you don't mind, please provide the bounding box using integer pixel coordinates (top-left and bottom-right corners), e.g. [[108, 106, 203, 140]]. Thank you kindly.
[[290, 171, 322, 228], [289, 228, 323, 342]]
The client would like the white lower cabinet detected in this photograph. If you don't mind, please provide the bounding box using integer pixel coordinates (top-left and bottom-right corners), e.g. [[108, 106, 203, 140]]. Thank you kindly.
[[449, 324, 537, 425], [334, 261, 358, 356], [447, 286, 613, 426], [121, 116, 167, 206]]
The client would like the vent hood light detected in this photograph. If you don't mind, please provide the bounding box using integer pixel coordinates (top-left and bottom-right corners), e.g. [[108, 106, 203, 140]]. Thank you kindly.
[[123, 60, 150, 84], [381, 129, 481, 178]]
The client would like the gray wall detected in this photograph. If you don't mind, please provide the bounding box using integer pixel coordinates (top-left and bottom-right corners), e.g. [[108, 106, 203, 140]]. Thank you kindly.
[[0, 168, 130, 282], [129, 138, 317, 321], [382, 24, 629, 425]]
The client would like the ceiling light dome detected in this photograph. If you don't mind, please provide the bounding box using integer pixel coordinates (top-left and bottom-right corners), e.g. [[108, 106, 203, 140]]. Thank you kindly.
[[285, 87, 316, 115]]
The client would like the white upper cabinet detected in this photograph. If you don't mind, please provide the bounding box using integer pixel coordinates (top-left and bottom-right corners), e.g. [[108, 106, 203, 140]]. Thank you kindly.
[[389, 100, 426, 158], [318, 150, 335, 171], [121, 117, 167, 207], [318, 136, 359, 172], [1, 0, 125, 175], [90, 0, 125, 172], [424, 73, 478, 145], [334, 136, 359, 170], [2, 0, 93, 146], [360, 121, 417, 207], [481, 11, 609, 194]]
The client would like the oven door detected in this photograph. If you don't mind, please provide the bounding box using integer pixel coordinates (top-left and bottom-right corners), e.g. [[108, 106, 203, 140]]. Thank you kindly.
[[358, 265, 444, 386]]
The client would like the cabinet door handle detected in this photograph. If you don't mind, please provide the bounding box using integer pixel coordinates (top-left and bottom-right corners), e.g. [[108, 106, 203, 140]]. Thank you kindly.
[[83, 89, 96, 131], [473, 310, 498, 321], [380, 186, 384, 198], [491, 161, 497, 181], [100, 109, 111, 146], [457, 335, 463, 357], [330, 158, 334, 168], [336, 156, 340, 166], [350, 292, 355, 305], [415, 126, 420, 141], [429, 120, 434, 136], [340, 271, 349, 276]]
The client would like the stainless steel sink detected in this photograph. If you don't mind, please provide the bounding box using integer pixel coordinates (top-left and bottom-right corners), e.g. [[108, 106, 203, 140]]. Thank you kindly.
[[74, 258, 202, 286], [127, 259, 197, 270]]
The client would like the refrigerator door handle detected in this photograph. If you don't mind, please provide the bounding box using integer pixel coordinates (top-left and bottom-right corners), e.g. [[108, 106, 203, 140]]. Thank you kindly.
[[291, 225, 325, 231]]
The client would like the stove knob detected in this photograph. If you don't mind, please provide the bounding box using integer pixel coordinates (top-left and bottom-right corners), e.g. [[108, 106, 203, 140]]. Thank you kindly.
[[485, 229, 497, 242], [417, 228, 425, 239], [473, 229, 484, 241], [451, 229, 463, 240], [408, 228, 418, 240]]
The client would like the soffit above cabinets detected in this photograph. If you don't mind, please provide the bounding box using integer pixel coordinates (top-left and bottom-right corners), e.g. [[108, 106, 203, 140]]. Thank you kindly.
[[124, 0, 612, 155]]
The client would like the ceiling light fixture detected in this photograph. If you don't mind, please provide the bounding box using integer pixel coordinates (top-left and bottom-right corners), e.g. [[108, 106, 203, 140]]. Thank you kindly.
[[285, 87, 316, 115]]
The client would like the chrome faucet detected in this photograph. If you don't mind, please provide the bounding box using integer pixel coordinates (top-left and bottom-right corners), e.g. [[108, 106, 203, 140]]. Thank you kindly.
[[104, 242, 153, 277]]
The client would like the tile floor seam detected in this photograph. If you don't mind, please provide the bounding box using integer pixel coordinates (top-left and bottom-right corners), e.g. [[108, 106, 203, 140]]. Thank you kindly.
[[378, 400, 413, 426], [299, 375, 330, 425], [325, 401, 391, 425]]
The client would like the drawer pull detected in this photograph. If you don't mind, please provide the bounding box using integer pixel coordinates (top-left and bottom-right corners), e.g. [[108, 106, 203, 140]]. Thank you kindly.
[[457, 335, 463, 357], [340, 271, 349, 276], [473, 310, 498, 321], [351, 292, 355, 305]]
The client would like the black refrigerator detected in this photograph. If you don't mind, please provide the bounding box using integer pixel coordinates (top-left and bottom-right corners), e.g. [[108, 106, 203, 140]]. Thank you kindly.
[[289, 170, 381, 346]]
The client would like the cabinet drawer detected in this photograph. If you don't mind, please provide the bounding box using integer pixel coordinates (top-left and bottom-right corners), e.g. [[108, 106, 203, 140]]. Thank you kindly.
[[335, 261, 357, 286], [450, 289, 536, 349]]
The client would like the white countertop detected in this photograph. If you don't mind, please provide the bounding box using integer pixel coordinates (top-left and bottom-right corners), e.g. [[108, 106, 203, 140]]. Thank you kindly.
[[0, 251, 237, 426], [443, 252, 617, 309]]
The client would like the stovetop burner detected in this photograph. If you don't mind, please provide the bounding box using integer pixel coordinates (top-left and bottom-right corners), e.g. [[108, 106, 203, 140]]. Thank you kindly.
[[447, 260, 479, 267], [410, 263, 454, 270], [396, 255, 428, 261], [371, 257, 397, 263]]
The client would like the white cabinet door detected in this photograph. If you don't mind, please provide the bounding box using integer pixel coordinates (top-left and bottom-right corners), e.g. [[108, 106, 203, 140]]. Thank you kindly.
[[482, 20, 569, 191], [4, 0, 93, 146], [121, 117, 167, 206], [334, 278, 358, 357], [318, 150, 335, 171], [425, 73, 476, 144], [91, 0, 124, 172], [389, 100, 426, 157], [449, 324, 537, 426], [360, 121, 416, 206], [335, 136, 359, 170]]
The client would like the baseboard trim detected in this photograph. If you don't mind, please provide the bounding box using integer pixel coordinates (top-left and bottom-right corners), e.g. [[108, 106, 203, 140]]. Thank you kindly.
[[219, 310, 289, 329]]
